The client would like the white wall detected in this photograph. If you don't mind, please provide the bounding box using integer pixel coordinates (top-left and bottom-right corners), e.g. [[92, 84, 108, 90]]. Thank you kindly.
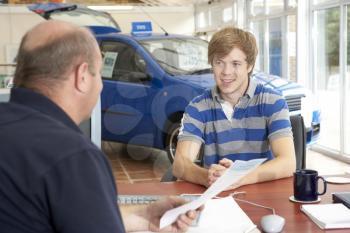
[[0, 6, 43, 66], [107, 6, 195, 35]]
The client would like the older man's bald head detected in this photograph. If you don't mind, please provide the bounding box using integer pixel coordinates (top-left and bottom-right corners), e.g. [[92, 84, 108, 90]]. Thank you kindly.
[[14, 20, 99, 91], [23, 20, 92, 51]]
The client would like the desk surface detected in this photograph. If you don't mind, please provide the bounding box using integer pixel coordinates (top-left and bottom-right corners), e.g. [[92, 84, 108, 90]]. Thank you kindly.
[[118, 177, 350, 233]]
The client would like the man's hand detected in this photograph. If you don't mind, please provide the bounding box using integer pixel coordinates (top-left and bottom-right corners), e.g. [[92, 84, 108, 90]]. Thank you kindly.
[[147, 197, 203, 232], [207, 158, 233, 186]]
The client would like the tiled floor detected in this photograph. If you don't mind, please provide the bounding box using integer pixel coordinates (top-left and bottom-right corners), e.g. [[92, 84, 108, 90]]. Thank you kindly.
[[103, 141, 171, 184], [102, 141, 350, 184]]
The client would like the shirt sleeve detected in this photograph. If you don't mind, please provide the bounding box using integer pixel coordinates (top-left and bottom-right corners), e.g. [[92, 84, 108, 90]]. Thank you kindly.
[[178, 101, 205, 144], [265, 93, 293, 141], [42, 149, 125, 233]]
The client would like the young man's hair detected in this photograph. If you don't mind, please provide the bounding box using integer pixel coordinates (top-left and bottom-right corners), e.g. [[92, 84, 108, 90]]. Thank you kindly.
[[208, 27, 258, 77], [14, 27, 97, 91]]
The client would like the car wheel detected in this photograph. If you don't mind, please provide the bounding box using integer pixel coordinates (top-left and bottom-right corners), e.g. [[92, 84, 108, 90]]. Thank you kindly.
[[165, 122, 181, 163]]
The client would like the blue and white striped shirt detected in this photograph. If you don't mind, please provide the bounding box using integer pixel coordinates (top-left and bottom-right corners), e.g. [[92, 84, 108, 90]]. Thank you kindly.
[[178, 78, 292, 168]]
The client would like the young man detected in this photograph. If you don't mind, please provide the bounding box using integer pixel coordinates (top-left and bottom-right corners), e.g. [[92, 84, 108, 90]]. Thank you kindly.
[[173, 27, 296, 189], [0, 20, 200, 233]]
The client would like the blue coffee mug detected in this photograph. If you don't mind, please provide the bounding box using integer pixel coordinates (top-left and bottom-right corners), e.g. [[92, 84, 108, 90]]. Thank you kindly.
[[294, 169, 327, 201]]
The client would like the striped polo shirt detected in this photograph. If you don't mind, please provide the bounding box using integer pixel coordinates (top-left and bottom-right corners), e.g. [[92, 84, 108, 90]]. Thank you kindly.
[[178, 78, 292, 168]]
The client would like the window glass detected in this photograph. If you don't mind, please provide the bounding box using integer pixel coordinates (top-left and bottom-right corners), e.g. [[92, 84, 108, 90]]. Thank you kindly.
[[140, 38, 210, 76], [345, 5, 350, 155], [267, 0, 284, 14], [197, 11, 206, 28], [288, 0, 297, 9], [287, 15, 297, 82], [251, 0, 264, 16], [269, 18, 282, 76], [210, 6, 223, 27], [223, 7, 233, 22], [251, 21, 265, 71], [314, 7, 340, 151], [313, 0, 337, 5], [101, 42, 148, 83]]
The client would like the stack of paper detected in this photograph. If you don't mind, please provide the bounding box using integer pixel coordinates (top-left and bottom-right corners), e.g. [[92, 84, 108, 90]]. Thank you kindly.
[[159, 158, 266, 228], [133, 196, 258, 233], [187, 196, 257, 233], [301, 204, 350, 229]]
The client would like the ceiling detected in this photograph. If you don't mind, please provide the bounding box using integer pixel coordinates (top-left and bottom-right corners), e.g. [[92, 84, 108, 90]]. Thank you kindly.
[[72, 0, 210, 6], [7, 0, 211, 7]]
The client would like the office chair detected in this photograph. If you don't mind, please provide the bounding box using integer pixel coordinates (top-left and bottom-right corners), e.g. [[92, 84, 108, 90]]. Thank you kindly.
[[290, 115, 306, 170], [161, 115, 307, 182]]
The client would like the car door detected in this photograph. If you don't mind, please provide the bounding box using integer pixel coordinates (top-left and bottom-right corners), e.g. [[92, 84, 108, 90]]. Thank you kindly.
[[100, 40, 158, 147]]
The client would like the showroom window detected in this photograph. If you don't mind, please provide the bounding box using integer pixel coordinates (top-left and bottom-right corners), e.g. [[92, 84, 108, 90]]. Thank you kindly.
[[311, 0, 350, 158], [194, 0, 238, 41], [248, 0, 297, 82]]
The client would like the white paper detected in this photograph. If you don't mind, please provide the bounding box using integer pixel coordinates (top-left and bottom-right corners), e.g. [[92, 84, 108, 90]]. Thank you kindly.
[[187, 196, 257, 233], [159, 158, 266, 229], [101, 52, 118, 78], [301, 204, 350, 229], [132, 197, 258, 233]]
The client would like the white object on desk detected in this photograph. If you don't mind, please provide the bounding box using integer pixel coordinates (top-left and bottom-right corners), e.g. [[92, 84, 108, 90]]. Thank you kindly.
[[325, 177, 350, 184], [301, 203, 350, 229], [132, 196, 258, 233], [188, 196, 257, 233], [159, 158, 266, 229]]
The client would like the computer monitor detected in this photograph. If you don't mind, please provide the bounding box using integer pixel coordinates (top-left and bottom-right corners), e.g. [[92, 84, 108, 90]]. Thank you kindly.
[[0, 88, 101, 148], [0, 88, 10, 102], [79, 98, 101, 148]]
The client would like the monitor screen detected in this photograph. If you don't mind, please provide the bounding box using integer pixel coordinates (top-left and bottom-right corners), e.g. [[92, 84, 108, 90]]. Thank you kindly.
[[0, 89, 10, 102], [79, 97, 101, 148]]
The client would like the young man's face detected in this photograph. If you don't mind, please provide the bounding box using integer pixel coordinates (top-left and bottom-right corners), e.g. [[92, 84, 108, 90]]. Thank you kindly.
[[212, 47, 253, 99]]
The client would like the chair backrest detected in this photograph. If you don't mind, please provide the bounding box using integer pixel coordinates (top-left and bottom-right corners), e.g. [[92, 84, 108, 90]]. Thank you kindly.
[[161, 115, 307, 182], [290, 115, 306, 170]]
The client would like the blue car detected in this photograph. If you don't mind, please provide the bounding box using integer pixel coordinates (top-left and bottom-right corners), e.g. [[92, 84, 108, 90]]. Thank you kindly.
[[95, 27, 320, 162]]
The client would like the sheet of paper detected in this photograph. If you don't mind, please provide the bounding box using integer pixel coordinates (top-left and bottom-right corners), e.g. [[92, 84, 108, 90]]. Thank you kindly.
[[132, 197, 259, 233], [101, 52, 118, 78], [159, 158, 266, 229], [187, 196, 257, 233]]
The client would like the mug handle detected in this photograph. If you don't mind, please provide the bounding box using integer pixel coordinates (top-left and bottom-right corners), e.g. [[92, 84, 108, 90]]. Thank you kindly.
[[317, 176, 327, 195]]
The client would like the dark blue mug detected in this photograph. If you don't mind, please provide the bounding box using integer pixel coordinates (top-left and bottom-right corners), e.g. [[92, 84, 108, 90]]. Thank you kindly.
[[293, 169, 327, 201]]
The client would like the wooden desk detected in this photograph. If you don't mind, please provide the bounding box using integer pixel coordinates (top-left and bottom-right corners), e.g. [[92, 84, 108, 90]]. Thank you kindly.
[[118, 177, 350, 233]]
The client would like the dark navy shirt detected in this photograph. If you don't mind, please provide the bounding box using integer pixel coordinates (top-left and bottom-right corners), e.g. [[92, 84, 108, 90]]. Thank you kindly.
[[0, 88, 125, 233]]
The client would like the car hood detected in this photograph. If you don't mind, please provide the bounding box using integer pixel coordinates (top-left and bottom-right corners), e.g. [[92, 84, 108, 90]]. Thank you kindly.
[[173, 72, 305, 97], [174, 73, 215, 89], [252, 72, 305, 97]]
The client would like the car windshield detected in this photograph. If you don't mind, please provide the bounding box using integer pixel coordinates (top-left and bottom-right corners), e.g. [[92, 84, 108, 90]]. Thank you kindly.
[[50, 8, 119, 28], [140, 37, 211, 75]]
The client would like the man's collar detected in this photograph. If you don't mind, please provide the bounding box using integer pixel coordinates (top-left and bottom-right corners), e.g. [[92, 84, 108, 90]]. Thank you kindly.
[[245, 78, 257, 98], [212, 77, 257, 103], [10, 88, 81, 133]]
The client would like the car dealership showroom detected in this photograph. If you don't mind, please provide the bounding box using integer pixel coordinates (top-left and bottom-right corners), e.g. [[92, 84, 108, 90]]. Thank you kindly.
[[1, 0, 350, 232]]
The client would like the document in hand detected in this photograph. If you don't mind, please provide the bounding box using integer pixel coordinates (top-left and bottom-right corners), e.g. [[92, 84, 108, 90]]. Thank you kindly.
[[301, 204, 350, 229], [159, 158, 266, 229]]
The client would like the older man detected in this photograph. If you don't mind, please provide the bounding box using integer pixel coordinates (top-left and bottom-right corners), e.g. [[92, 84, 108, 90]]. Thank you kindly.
[[0, 20, 199, 233]]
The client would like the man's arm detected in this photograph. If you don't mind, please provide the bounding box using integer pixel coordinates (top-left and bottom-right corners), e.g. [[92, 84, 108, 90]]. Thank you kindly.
[[121, 197, 202, 232], [232, 136, 296, 188], [172, 140, 209, 187]]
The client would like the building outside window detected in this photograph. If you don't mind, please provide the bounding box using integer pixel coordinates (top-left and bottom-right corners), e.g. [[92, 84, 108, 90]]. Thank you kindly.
[[194, 0, 237, 41], [311, 0, 350, 159], [248, 0, 297, 82]]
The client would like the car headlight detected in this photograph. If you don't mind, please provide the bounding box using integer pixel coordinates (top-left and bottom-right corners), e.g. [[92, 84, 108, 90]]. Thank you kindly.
[[300, 88, 318, 129]]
